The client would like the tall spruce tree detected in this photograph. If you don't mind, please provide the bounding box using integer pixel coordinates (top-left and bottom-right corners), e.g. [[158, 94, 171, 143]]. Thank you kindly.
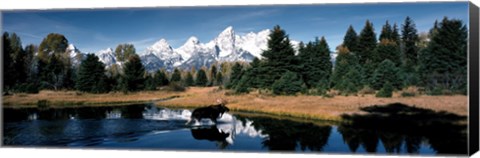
[[343, 25, 359, 53], [260, 25, 298, 88], [170, 68, 182, 82], [209, 64, 218, 86], [370, 59, 402, 90], [298, 37, 332, 89], [121, 54, 145, 92], [331, 45, 363, 94], [226, 62, 244, 89], [419, 17, 467, 93], [185, 72, 195, 86], [402, 16, 419, 66], [357, 20, 377, 65], [154, 70, 170, 86], [379, 21, 393, 41], [195, 69, 208, 87], [3, 33, 15, 91], [374, 39, 401, 66], [76, 54, 109, 93]]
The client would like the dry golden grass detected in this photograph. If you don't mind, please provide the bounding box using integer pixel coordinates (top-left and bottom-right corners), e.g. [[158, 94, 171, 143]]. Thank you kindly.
[[3, 90, 183, 108], [3, 87, 468, 122], [156, 87, 468, 121]]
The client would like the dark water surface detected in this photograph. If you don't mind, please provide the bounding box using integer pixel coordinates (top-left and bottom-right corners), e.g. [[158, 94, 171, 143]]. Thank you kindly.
[[2, 103, 467, 156]]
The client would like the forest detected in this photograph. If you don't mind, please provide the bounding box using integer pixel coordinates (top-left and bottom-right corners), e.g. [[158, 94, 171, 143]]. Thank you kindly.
[[2, 16, 467, 98]]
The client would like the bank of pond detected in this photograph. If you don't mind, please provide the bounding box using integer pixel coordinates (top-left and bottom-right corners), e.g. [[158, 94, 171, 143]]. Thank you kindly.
[[2, 103, 467, 156]]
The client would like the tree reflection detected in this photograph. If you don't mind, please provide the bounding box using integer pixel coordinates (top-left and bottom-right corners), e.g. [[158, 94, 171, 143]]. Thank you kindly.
[[338, 103, 467, 155], [236, 115, 332, 151]]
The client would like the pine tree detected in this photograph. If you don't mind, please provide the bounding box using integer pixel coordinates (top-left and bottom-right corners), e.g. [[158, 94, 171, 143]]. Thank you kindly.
[[144, 74, 157, 91], [272, 71, 305, 95], [298, 37, 332, 89], [226, 62, 244, 89], [260, 25, 298, 88], [419, 17, 467, 93], [195, 69, 208, 87], [76, 54, 109, 93], [343, 25, 359, 53], [209, 64, 218, 86], [154, 70, 170, 86], [114, 44, 136, 62], [379, 21, 393, 41], [185, 72, 195, 86], [402, 16, 419, 66], [37, 33, 71, 90], [331, 45, 363, 94], [357, 20, 377, 65], [215, 72, 224, 86], [392, 23, 401, 46], [170, 68, 182, 82], [2, 32, 15, 91], [121, 54, 145, 92], [370, 59, 402, 90], [374, 39, 401, 66]]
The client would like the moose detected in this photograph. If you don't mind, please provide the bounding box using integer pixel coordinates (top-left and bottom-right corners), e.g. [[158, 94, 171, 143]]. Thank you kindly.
[[186, 99, 229, 125]]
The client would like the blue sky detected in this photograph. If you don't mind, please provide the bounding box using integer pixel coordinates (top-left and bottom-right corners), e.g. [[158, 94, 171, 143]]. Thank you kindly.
[[2, 2, 469, 53]]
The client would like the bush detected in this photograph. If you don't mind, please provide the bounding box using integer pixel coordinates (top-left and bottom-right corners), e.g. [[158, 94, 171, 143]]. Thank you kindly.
[[166, 82, 186, 92], [358, 85, 376, 95], [272, 71, 305, 95], [13, 83, 39, 94], [376, 82, 393, 98]]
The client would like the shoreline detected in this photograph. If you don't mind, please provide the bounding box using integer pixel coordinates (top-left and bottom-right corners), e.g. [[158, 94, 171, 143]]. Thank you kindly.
[[2, 87, 468, 122]]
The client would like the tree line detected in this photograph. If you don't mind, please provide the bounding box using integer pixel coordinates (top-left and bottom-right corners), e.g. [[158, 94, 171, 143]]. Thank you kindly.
[[226, 16, 467, 97], [2, 16, 467, 97]]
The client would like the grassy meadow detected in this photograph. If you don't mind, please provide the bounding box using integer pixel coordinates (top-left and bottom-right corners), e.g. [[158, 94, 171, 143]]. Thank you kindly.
[[3, 86, 468, 121]]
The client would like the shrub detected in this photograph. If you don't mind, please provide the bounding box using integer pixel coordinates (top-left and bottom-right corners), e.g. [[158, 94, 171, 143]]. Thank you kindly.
[[376, 82, 393, 98], [272, 71, 305, 95], [166, 82, 186, 92]]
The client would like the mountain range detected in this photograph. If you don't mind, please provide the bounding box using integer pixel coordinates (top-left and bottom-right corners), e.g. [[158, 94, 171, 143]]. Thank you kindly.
[[93, 26, 300, 72]]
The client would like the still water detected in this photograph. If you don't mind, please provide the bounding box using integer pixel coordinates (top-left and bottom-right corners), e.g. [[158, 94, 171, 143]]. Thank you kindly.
[[2, 103, 467, 156]]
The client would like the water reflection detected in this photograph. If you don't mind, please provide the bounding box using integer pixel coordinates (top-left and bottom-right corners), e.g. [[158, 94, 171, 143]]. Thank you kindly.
[[338, 103, 467, 155], [191, 126, 231, 149], [2, 103, 468, 156]]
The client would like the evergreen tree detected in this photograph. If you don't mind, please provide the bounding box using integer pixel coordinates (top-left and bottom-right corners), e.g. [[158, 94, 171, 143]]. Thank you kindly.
[[376, 82, 393, 98], [184, 72, 195, 86], [209, 64, 218, 86], [298, 37, 332, 89], [379, 21, 393, 41], [272, 71, 305, 95], [170, 68, 182, 82], [402, 16, 419, 66], [374, 39, 401, 66], [357, 20, 377, 65], [392, 23, 401, 46], [226, 62, 244, 89], [343, 25, 359, 53], [215, 72, 224, 86], [195, 69, 208, 87], [419, 17, 467, 93], [154, 70, 170, 86], [2, 32, 15, 91], [260, 25, 298, 87], [76, 54, 109, 93], [37, 33, 71, 90], [370, 59, 402, 90], [114, 44, 136, 62], [144, 74, 157, 91], [121, 54, 145, 92], [331, 46, 363, 94]]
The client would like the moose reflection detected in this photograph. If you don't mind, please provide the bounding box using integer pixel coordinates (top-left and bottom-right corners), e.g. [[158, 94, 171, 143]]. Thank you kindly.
[[338, 103, 467, 155], [190, 126, 231, 149]]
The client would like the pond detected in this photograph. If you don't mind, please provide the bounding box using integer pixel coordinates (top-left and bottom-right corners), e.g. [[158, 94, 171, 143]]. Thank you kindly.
[[2, 103, 467, 156]]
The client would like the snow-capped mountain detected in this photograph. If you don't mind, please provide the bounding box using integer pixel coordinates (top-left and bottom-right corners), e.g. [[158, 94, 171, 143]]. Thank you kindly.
[[97, 48, 117, 67], [66, 44, 84, 67], [98, 26, 300, 72]]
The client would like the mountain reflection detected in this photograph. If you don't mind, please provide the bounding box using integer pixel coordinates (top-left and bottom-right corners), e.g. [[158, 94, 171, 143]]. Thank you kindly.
[[235, 115, 332, 151]]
